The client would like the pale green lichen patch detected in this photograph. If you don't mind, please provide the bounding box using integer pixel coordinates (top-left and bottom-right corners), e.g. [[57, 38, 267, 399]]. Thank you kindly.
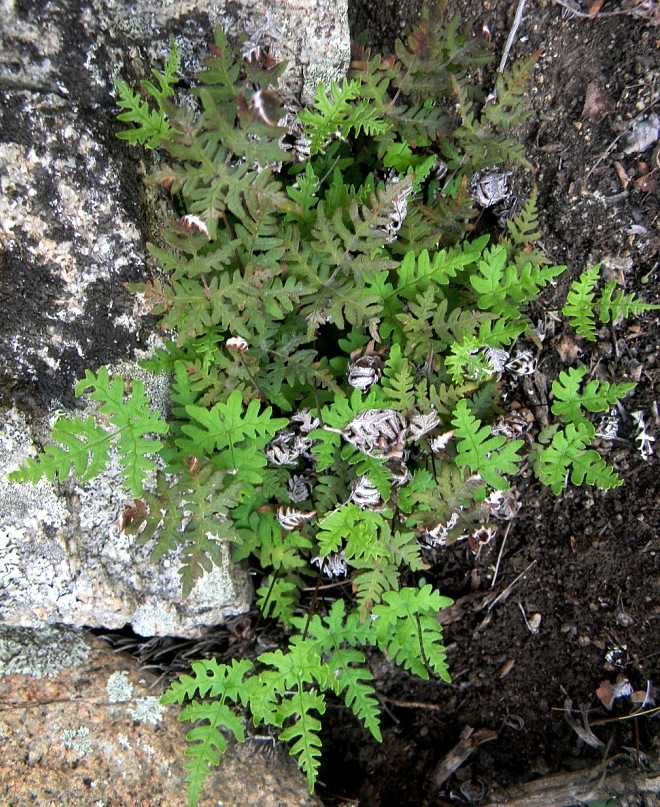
[[0, 625, 89, 678], [106, 670, 134, 703], [60, 725, 92, 757], [129, 696, 165, 725]]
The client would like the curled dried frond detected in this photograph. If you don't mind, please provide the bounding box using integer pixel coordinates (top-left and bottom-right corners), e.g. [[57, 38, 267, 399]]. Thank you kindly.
[[226, 336, 249, 352], [468, 524, 497, 552], [339, 408, 407, 459], [485, 489, 520, 520], [420, 512, 467, 547], [349, 476, 382, 508], [381, 177, 415, 243], [505, 349, 537, 375], [387, 458, 411, 488], [277, 505, 316, 531], [311, 551, 348, 578], [347, 355, 384, 392], [429, 430, 455, 454], [266, 409, 320, 465], [468, 169, 511, 208], [491, 409, 534, 440], [290, 409, 321, 434], [408, 411, 440, 441], [181, 214, 210, 239], [287, 474, 311, 503]]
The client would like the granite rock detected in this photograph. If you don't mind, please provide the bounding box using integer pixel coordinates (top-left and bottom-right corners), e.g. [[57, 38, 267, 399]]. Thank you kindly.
[[0, 0, 349, 636], [0, 627, 321, 807]]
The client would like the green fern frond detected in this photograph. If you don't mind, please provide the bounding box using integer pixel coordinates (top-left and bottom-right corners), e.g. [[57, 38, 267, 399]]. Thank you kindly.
[[121, 461, 244, 596], [316, 503, 391, 562], [352, 555, 401, 619], [485, 51, 539, 131], [372, 585, 453, 679], [562, 265, 601, 341], [599, 281, 660, 324], [177, 389, 287, 464], [452, 399, 523, 490], [381, 343, 416, 412], [253, 644, 329, 791], [393, 11, 491, 103], [293, 599, 382, 740], [9, 367, 168, 495], [535, 422, 621, 494], [299, 78, 391, 154], [551, 366, 635, 426], [115, 40, 180, 147], [161, 658, 255, 806], [234, 511, 313, 572], [257, 576, 300, 628], [470, 245, 565, 319]]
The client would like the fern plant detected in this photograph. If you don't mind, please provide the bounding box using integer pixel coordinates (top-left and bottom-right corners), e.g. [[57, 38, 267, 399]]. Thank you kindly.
[[8, 8, 658, 804], [562, 264, 660, 341]]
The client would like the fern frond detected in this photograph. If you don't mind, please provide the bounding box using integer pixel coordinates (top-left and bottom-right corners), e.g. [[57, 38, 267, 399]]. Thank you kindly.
[[551, 367, 635, 426], [485, 51, 539, 131], [381, 343, 416, 412], [372, 585, 453, 679], [393, 11, 491, 103], [450, 73, 531, 169], [115, 40, 180, 147], [177, 390, 287, 467], [256, 576, 300, 628], [316, 503, 391, 562], [10, 367, 168, 495], [599, 281, 660, 324], [394, 238, 487, 301], [253, 644, 329, 791], [469, 245, 564, 319], [293, 600, 382, 740], [234, 511, 313, 573], [299, 78, 391, 154], [452, 399, 522, 490], [431, 296, 494, 351], [352, 555, 400, 619], [162, 657, 255, 704], [161, 658, 255, 806], [535, 421, 621, 494], [562, 265, 601, 341], [179, 700, 246, 806], [121, 461, 244, 596]]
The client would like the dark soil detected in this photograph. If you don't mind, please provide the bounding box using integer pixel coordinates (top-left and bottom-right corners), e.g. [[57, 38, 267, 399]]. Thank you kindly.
[[310, 1, 660, 804]]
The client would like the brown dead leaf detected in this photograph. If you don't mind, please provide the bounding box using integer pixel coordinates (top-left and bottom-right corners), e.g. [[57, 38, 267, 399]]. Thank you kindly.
[[585, 0, 606, 15], [596, 679, 615, 710], [634, 171, 657, 193], [554, 333, 582, 364], [614, 161, 630, 190], [581, 81, 611, 121], [499, 658, 516, 678]]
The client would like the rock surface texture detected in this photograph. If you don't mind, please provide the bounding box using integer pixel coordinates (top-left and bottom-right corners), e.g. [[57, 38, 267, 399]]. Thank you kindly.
[[0, 628, 321, 806], [0, 0, 349, 636]]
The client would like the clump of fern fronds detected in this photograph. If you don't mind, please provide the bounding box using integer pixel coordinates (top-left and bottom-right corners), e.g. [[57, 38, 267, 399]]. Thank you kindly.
[[9, 7, 658, 805]]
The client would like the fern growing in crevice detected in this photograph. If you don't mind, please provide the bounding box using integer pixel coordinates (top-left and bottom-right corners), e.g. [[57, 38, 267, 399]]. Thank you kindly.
[[9, 7, 659, 805]]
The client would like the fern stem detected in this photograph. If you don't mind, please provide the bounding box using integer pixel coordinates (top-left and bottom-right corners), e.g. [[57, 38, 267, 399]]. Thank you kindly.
[[301, 569, 323, 642], [312, 377, 325, 428], [238, 571, 279, 662], [415, 613, 431, 673], [238, 355, 269, 402]]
